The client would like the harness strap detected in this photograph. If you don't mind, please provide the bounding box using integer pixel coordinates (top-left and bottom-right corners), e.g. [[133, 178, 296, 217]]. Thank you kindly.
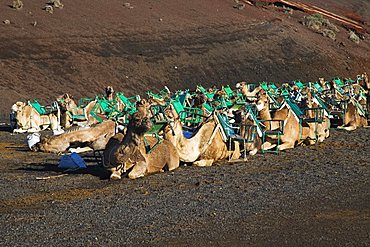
[[143, 135, 163, 154]]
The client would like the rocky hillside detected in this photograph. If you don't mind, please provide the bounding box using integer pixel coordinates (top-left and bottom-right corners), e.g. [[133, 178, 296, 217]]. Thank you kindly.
[[0, 0, 369, 119]]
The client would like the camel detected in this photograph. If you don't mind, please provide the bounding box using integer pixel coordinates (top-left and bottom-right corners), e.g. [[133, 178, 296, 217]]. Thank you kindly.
[[33, 120, 116, 153], [305, 91, 330, 142], [11, 101, 59, 133], [318, 77, 330, 91], [233, 108, 262, 156], [163, 105, 240, 166], [357, 72, 370, 91], [236, 82, 261, 101], [103, 100, 179, 180], [57, 93, 98, 128], [256, 91, 323, 151], [338, 97, 368, 131]]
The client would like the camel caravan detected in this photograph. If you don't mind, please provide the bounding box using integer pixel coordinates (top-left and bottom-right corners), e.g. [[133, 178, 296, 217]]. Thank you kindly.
[[10, 73, 369, 179]]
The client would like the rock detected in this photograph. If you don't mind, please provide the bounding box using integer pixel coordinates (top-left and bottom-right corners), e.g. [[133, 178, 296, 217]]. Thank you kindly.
[[12, 0, 23, 10], [3, 20, 11, 25], [44, 5, 54, 14], [233, 3, 245, 10], [48, 0, 64, 9], [124, 2, 133, 9]]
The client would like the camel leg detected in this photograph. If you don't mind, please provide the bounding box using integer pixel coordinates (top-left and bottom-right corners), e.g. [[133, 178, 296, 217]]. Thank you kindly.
[[277, 142, 295, 151], [110, 168, 122, 180], [69, 147, 93, 154], [13, 128, 27, 133], [128, 161, 147, 179], [249, 148, 258, 156], [167, 160, 180, 171], [343, 126, 357, 131], [193, 159, 214, 167], [229, 141, 240, 160], [27, 127, 39, 133], [338, 125, 356, 131], [261, 141, 276, 151]]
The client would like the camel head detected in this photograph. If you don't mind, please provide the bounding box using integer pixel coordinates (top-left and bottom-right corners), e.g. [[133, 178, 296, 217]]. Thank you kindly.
[[163, 104, 179, 122], [32, 135, 50, 152], [130, 99, 153, 134], [362, 72, 370, 90], [162, 104, 182, 139], [319, 78, 325, 87], [281, 83, 290, 90], [105, 86, 114, 98], [10, 101, 26, 130], [192, 93, 206, 107], [56, 93, 76, 110], [233, 108, 246, 124], [11, 102, 29, 129], [256, 92, 269, 112], [11, 101, 26, 113]]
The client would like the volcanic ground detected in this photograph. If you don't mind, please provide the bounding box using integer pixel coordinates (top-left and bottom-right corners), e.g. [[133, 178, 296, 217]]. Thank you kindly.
[[0, 0, 369, 245]]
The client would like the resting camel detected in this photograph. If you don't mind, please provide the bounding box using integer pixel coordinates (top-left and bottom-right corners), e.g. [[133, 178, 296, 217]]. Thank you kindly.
[[57, 93, 98, 128], [338, 97, 368, 131], [236, 82, 261, 101], [256, 91, 325, 151], [305, 91, 330, 142], [33, 120, 116, 153], [163, 106, 240, 166], [103, 100, 179, 180], [11, 101, 59, 133], [233, 108, 262, 156]]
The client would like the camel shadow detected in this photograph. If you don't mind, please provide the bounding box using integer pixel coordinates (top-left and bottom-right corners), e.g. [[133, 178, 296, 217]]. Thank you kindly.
[[17, 162, 111, 180], [0, 125, 12, 132]]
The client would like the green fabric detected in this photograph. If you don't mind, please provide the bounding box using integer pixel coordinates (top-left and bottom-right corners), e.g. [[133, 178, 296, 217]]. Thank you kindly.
[[284, 97, 304, 117], [313, 82, 323, 93], [294, 80, 305, 89], [29, 100, 47, 115], [222, 86, 234, 98]]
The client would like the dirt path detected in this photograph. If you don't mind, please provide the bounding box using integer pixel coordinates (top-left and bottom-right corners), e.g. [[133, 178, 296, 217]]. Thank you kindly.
[[0, 128, 369, 245]]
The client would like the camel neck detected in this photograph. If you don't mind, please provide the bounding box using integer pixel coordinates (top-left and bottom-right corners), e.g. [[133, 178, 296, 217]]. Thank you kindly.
[[121, 124, 144, 147], [259, 107, 272, 121]]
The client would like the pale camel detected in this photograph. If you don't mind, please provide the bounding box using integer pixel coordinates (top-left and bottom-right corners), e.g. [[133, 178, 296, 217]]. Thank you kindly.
[[103, 100, 179, 179], [236, 82, 261, 101], [338, 97, 368, 131], [256, 92, 319, 151], [11, 102, 58, 133], [305, 90, 330, 142], [233, 108, 262, 156], [57, 93, 98, 128], [34, 120, 116, 153], [163, 106, 240, 166]]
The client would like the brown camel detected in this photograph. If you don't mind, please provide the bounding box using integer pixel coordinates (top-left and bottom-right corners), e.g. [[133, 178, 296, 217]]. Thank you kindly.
[[103, 100, 179, 179], [34, 120, 116, 153], [338, 98, 368, 131]]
